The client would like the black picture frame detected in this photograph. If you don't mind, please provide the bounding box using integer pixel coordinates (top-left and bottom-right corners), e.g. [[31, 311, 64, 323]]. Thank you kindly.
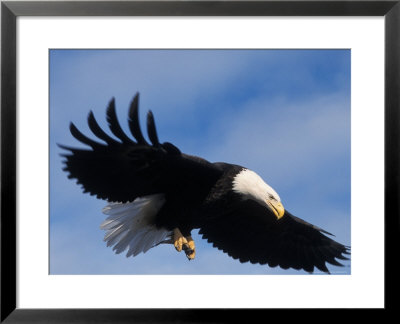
[[1, 0, 399, 322]]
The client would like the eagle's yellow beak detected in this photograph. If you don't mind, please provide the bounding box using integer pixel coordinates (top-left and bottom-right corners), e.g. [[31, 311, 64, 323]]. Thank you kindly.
[[267, 200, 285, 220]]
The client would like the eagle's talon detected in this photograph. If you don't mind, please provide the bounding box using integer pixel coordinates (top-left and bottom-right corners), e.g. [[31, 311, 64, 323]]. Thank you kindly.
[[173, 229, 196, 260], [185, 236, 196, 260], [174, 237, 188, 252], [185, 251, 195, 260], [173, 228, 188, 252]]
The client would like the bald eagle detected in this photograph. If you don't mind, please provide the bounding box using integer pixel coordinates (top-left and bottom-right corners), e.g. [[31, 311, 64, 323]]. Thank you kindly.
[[59, 93, 350, 273]]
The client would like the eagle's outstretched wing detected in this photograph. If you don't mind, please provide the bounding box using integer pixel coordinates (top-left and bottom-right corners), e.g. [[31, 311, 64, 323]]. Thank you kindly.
[[59, 94, 222, 203], [199, 198, 350, 273]]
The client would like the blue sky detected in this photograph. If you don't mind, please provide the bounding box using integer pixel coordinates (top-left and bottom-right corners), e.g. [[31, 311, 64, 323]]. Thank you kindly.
[[49, 49, 351, 275]]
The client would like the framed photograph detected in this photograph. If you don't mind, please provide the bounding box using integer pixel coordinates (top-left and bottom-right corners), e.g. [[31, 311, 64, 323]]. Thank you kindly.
[[1, 0, 399, 321]]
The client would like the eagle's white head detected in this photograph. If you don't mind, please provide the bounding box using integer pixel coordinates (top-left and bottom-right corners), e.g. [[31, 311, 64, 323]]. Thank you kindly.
[[232, 168, 285, 219]]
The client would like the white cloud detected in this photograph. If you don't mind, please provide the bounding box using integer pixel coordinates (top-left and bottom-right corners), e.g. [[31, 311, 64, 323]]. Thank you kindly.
[[205, 91, 350, 184]]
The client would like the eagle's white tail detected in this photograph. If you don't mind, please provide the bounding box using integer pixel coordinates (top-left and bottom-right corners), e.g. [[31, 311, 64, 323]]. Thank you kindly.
[[100, 194, 171, 257]]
